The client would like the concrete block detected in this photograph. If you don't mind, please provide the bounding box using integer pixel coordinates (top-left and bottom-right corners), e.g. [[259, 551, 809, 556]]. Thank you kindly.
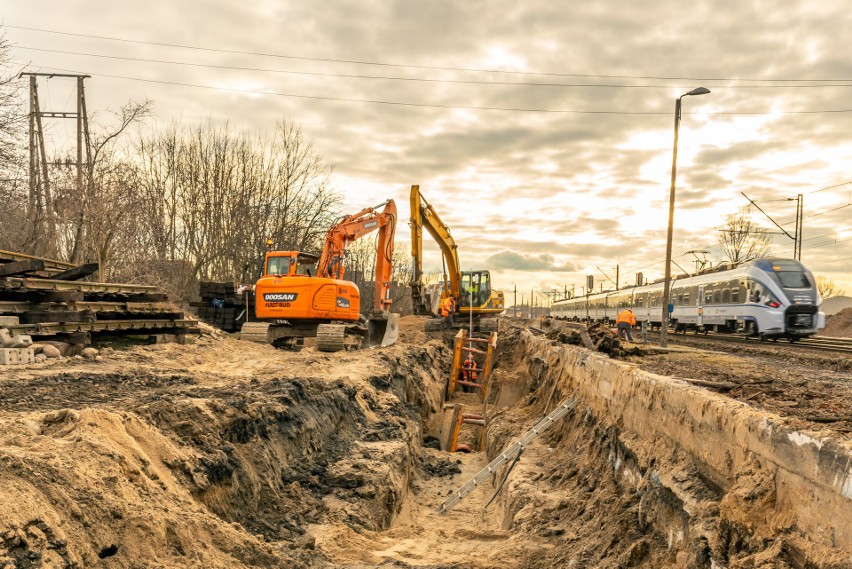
[[0, 316, 19, 326], [0, 329, 31, 348], [0, 348, 35, 365], [150, 334, 187, 345], [8, 335, 32, 348]]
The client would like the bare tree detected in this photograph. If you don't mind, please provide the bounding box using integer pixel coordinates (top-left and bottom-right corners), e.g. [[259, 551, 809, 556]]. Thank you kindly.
[[815, 274, 845, 299], [343, 238, 413, 315], [0, 31, 23, 166], [69, 99, 152, 264], [717, 211, 770, 264], [135, 119, 339, 300], [0, 30, 28, 252]]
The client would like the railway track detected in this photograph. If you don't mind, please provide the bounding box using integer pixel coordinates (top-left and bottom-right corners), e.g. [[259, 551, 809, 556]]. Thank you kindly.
[[660, 329, 852, 354]]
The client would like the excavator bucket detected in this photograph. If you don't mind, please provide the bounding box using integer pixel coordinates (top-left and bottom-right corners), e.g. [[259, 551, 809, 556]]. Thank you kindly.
[[367, 313, 399, 347]]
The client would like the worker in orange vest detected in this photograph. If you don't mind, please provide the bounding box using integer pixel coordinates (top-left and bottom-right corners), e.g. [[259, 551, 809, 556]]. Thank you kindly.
[[616, 308, 636, 342], [461, 352, 477, 392], [441, 295, 456, 328]]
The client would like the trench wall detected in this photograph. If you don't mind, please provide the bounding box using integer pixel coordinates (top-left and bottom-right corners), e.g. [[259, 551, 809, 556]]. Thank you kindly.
[[512, 331, 852, 558]]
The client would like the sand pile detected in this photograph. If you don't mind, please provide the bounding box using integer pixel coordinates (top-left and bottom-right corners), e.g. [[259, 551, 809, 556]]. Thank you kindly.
[[822, 307, 852, 337]]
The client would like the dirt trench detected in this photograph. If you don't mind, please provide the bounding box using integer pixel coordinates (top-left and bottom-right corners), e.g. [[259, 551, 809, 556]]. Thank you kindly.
[[0, 330, 453, 568], [0, 319, 850, 568]]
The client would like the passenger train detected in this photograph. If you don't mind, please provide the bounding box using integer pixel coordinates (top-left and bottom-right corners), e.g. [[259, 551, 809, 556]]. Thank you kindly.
[[551, 258, 825, 341]]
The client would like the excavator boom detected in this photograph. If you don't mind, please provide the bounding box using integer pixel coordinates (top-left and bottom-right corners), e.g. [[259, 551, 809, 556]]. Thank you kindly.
[[409, 184, 504, 325], [410, 185, 461, 313], [319, 200, 398, 313]]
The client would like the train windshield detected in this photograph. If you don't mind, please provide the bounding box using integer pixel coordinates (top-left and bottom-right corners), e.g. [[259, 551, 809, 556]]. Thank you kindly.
[[769, 261, 811, 288]]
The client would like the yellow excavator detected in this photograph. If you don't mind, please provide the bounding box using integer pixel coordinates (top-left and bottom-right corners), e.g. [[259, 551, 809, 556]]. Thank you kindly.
[[409, 184, 504, 332]]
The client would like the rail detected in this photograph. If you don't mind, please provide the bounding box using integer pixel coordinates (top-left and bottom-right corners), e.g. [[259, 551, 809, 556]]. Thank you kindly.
[[5, 319, 197, 336]]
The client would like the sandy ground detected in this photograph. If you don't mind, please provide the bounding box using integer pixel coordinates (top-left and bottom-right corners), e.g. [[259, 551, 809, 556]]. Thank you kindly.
[[1, 315, 850, 567], [823, 307, 852, 337]]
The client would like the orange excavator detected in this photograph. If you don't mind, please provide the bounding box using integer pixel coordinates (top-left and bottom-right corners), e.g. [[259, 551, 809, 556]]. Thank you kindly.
[[240, 199, 399, 352]]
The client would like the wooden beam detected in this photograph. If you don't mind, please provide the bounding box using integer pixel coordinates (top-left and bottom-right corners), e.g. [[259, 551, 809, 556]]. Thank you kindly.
[[0, 249, 75, 271], [49, 263, 99, 281], [0, 260, 46, 277], [20, 310, 96, 324]]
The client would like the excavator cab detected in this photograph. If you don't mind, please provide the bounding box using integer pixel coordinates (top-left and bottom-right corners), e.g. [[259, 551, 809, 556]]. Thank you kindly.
[[260, 251, 318, 278], [459, 271, 491, 307]]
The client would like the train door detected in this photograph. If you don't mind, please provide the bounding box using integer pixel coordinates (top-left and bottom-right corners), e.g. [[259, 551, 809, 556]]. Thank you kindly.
[[696, 285, 704, 327]]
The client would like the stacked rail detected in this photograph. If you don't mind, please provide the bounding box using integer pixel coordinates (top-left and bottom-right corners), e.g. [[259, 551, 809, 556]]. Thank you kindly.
[[0, 250, 198, 344], [193, 281, 247, 332]]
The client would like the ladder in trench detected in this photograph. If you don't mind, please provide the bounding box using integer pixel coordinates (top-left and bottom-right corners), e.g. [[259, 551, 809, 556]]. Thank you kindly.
[[436, 396, 579, 514]]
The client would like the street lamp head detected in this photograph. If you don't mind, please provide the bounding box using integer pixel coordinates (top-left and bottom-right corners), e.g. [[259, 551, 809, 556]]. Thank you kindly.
[[684, 87, 711, 97]]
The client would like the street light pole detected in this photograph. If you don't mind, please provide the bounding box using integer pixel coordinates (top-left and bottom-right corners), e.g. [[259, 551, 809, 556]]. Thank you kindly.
[[660, 87, 710, 348]]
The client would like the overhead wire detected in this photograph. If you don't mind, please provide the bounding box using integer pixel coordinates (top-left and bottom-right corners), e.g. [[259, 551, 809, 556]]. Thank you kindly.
[[13, 60, 852, 116], [14, 46, 852, 90], [810, 179, 852, 194], [804, 235, 852, 250], [10, 25, 851, 270], [9, 23, 852, 83]]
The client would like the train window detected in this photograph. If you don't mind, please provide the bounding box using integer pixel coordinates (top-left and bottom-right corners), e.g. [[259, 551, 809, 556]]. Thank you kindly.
[[713, 290, 721, 304], [750, 283, 764, 303], [731, 288, 740, 303], [684, 293, 690, 305], [722, 289, 730, 303], [704, 291, 713, 304], [770, 262, 811, 288]]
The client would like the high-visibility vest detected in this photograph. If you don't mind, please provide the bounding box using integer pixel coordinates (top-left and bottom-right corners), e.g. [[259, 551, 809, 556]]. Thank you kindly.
[[441, 297, 454, 316], [462, 357, 477, 381], [616, 310, 636, 325]]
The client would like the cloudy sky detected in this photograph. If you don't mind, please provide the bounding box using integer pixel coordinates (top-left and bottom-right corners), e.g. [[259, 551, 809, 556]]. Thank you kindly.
[[3, 1, 852, 302]]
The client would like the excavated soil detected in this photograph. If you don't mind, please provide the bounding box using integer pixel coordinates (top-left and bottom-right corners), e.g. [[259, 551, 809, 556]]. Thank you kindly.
[[634, 334, 852, 433], [824, 307, 852, 337], [0, 316, 850, 568]]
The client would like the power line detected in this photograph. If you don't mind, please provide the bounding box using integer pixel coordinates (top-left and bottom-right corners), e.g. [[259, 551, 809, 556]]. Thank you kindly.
[[15, 61, 852, 117], [810, 179, 852, 194], [15, 46, 852, 90], [802, 230, 844, 242], [8, 23, 852, 83], [780, 201, 852, 227], [803, 235, 852, 250], [807, 203, 852, 219]]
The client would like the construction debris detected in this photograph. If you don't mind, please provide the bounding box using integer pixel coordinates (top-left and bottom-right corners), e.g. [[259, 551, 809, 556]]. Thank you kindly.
[[0, 250, 198, 352], [193, 280, 246, 332], [546, 322, 645, 358]]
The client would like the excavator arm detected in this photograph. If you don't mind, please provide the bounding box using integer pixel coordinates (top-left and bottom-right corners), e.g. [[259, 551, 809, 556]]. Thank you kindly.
[[318, 199, 397, 313], [410, 184, 461, 314]]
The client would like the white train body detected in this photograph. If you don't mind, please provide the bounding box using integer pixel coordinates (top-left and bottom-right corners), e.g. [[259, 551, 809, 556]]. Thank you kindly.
[[551, 258, 825, 340]]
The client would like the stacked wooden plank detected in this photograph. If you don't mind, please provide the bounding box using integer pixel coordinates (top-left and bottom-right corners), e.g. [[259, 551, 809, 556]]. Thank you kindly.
[[0, 250, 198, 346], [193, 281, 247, 332]]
